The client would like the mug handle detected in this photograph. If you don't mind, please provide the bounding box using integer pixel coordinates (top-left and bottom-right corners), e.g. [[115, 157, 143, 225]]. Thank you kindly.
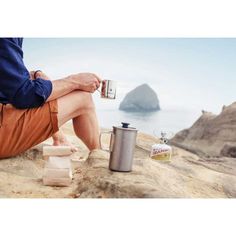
[[99, 131, 114, 152]]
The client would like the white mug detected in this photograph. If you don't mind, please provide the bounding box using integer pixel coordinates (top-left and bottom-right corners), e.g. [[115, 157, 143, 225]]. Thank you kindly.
[[100, 80, 117, 99]]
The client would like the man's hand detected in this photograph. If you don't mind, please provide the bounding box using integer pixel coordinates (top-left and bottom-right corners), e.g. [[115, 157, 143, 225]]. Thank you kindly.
[[69, 73, 102, 93], [30, 70, 51, 81]]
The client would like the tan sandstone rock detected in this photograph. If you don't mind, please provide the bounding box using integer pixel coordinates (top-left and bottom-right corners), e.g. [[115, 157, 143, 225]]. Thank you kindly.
[[171, 102, 236, 157], [0, 123, 236, 198]]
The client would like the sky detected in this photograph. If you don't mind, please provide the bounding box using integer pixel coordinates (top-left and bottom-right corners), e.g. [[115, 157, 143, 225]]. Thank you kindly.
[[23, 38, 236, 113]]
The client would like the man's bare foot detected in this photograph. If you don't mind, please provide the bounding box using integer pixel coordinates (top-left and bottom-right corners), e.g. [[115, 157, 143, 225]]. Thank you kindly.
[[52, 131, 78, 152]]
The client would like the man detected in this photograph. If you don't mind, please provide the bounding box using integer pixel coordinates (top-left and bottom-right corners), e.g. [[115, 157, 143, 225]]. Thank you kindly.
[[0, 38, 101, 158]]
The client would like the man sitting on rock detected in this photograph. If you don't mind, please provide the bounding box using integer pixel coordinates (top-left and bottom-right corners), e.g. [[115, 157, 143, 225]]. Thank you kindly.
[[0, 38, 101, 158]]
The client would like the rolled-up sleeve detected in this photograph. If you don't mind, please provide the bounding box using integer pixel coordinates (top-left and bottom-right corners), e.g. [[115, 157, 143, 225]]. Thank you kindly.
[[0, 38, 53, 109], [11, 78, 52, 109]]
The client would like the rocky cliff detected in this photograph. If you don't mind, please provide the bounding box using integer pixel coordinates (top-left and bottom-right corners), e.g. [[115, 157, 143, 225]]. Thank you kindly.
[[171, 102, 236, 157], [119, 84, 160, 112]]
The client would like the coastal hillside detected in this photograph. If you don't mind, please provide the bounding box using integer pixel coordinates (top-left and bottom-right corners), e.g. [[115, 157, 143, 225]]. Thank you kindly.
[[171, 102, 236, 157]]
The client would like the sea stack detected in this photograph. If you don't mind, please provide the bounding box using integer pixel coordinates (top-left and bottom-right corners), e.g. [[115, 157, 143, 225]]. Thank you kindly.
[[119, 84, 160, 112]]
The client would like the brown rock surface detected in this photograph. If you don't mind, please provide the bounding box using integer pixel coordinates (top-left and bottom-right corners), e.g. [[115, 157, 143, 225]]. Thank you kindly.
[[0, 123, 236, 198], [171, 102, 236, 157]]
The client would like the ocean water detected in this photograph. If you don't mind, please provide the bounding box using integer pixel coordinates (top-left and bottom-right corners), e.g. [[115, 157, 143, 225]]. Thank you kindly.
[[93, 87, 203, 136], [96, 107, 201, 136]]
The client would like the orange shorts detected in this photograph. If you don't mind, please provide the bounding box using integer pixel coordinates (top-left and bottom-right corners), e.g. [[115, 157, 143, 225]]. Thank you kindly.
[[0, 100, 59, 159]]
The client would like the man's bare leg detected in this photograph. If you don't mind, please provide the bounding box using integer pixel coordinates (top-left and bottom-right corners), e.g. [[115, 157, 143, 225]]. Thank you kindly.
[[72, 110, 100, 150], [57, 90, 100, 151]]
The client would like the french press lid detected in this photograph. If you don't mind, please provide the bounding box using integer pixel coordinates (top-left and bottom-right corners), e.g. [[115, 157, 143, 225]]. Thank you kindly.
[[113, 122, 137, 131], [121, 122, 130, 128]]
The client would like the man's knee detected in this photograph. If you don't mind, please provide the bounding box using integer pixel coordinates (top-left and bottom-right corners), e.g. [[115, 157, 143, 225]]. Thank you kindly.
[[78, 91, 95, 111]]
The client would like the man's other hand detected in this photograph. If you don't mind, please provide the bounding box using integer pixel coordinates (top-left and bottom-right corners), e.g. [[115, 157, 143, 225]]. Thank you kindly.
[[30, 70, 51, 80]]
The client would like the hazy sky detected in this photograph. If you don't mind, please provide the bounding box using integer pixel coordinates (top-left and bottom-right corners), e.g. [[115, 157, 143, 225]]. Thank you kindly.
[[23, 38, 236, 113]]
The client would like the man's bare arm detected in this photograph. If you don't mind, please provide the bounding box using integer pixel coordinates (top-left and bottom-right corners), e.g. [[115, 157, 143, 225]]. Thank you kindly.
[[46, 76, 77, 101], [45, 73, 101, 102]]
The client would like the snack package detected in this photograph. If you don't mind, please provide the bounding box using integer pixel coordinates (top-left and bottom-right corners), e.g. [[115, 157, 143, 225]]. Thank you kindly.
[[150, 143, 172, 161]]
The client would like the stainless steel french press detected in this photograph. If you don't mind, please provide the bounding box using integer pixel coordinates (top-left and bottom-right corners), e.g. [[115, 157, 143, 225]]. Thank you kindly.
[[99, 122, 138, 172]]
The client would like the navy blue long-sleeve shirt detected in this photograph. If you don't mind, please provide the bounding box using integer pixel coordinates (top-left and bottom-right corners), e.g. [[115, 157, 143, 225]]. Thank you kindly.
[[0, 38, 52, 109]]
